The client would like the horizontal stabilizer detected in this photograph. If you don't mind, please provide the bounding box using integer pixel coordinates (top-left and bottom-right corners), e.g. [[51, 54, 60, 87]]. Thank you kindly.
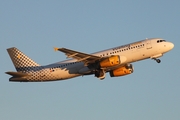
[[9, 77, 29, 82], [6, 71, 31, 82], [5, 71, 30, 77]]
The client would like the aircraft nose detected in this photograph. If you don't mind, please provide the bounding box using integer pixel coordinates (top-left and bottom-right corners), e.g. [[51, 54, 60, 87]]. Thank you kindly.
[[169, 42, 174, 50]]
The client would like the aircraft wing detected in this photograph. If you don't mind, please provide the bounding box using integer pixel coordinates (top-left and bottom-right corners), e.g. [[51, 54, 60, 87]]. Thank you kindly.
[[54, 47, 101, 64]]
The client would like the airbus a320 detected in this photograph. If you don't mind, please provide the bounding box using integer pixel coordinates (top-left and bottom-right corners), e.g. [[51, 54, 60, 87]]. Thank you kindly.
[[6, 38, 174, 82]]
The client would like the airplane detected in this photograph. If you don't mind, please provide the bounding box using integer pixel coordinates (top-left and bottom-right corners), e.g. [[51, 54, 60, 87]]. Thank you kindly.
[[6, 38, 174, 82]]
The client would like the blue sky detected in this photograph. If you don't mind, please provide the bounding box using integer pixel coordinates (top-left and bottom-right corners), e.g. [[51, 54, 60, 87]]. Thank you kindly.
[[1, 1, 180, 120]]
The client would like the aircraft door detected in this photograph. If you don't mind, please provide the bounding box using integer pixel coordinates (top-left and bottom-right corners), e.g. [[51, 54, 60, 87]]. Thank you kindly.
[[146, 40, 152, 49]]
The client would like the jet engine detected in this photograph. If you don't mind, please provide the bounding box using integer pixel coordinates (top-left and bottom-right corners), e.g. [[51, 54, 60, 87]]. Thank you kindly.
[[109, 64, 134, 77], [100, 55, 120, 68]]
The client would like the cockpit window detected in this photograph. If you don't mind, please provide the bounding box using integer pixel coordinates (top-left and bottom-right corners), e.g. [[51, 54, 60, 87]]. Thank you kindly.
[[157, 40, 166, 43]]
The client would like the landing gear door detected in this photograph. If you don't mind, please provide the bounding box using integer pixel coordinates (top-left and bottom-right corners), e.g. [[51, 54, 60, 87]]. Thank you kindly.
[[146, 40, 152, 49]]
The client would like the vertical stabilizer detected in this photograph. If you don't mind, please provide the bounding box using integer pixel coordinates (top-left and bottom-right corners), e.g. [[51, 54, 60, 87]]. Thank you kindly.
[[7, 47, 40, 72]]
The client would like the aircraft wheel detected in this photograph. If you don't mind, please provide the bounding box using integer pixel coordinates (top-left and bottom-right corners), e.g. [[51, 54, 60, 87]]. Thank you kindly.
[[95, 69, 105, 79], [156, 59, 161, 63]]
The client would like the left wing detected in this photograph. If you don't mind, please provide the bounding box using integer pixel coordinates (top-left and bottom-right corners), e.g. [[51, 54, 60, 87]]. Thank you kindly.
[[6, 71, 30, 77], [54, 47, 101, 64], [5, 71, 31, 82]]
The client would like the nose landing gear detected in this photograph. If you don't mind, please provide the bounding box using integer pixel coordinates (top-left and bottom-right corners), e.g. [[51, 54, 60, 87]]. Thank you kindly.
[[153, 58, 161, 63]]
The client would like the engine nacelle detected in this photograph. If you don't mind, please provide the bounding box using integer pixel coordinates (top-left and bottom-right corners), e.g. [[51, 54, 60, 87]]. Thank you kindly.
[[109, 64, 134, 77], [100, 55, 120, 68]]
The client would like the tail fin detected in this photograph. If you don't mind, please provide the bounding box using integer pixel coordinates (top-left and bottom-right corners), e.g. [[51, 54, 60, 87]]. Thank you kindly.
[[7, 47, 40, 72]]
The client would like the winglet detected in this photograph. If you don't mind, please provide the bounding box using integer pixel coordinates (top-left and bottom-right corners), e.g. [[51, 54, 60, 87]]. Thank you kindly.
[[54, 47, 59, 51]]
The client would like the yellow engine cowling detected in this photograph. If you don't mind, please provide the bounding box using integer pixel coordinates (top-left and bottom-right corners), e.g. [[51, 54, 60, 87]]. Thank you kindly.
[[109, 64, 134, 77], [100, 55, 120, 68]]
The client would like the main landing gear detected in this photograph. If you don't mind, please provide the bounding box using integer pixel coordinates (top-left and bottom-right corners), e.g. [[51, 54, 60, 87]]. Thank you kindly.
[[95, 69, 105, 80], [153, 58, 161, 63]]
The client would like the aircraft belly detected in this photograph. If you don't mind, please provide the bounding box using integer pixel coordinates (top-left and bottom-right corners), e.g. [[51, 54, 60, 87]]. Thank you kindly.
[[53, 66, 83, 80], [26, 69, 79, 81], [54, 69, 80, 80], [26, 70, 57, 81]]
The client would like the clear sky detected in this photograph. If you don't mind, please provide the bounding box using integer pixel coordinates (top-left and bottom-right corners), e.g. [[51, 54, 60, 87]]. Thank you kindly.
[[1, 0, 180, 120]]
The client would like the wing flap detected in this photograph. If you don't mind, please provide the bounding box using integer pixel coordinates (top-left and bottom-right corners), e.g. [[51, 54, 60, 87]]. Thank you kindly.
[[56, 48, 101, 63]]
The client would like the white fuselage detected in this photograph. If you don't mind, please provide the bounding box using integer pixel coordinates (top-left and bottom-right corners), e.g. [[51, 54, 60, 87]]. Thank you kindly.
[[26, 38, 174, 81]]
